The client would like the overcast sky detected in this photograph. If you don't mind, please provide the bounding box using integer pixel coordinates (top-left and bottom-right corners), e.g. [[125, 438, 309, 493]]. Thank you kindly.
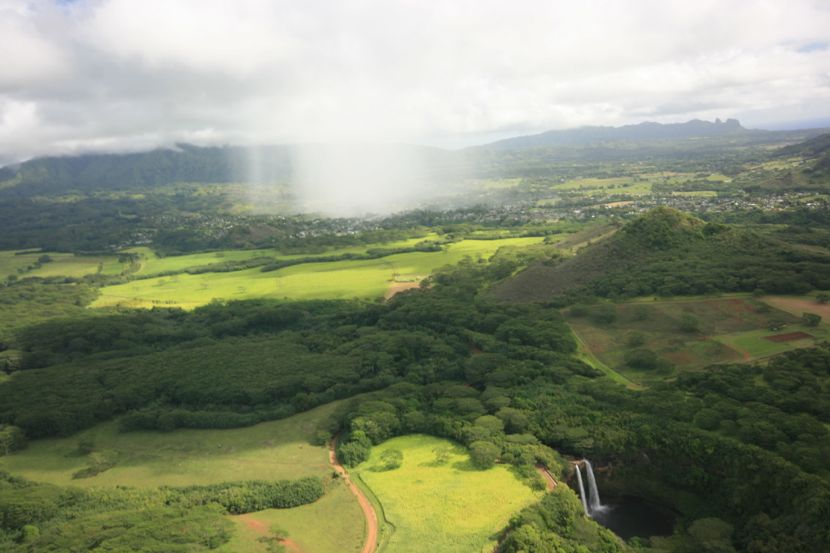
[[1, 0, 829, 164]]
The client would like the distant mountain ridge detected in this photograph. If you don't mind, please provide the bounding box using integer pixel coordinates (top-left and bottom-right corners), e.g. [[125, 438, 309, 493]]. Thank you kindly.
[[1, 120, 827, 195], [479, 118, 758, 150]]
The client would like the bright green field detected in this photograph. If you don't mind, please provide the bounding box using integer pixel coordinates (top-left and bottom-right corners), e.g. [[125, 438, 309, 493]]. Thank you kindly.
[[128, 235, 442, 277], [29, 255, 126, 278], [94, 237, 543, 309], [220, 480, 365, 553], [0, 402, 337, 488], [0, 250, 126, 279], [356, 434, 542, 553], [128, 246, 278, 276]]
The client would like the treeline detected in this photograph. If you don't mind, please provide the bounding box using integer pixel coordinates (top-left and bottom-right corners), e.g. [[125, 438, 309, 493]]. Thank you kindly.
[[0, 471, 322, 551]]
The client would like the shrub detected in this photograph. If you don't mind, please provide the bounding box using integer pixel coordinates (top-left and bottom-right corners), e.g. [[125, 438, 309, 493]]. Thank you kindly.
[[624, 348, 660, 370], [469, 440, 500, 469]]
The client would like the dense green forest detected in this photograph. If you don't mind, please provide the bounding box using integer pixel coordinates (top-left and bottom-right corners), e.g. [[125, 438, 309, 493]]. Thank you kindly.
[[1, 240, 828, 551]]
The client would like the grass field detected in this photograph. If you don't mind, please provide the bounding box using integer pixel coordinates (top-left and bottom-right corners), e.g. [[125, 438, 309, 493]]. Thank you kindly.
[[0, 250, 126, 279], [356, 434, 542, 553], [127, 234, 443, 277], [0, 402, 338, 488], [128, 246, 278, 276], [93, 237, 544, 309], [564, 296, 826, 385], [220, 479, 365, 553]]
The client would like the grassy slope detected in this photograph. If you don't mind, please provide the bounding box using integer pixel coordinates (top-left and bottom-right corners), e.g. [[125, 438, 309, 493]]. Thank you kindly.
[[356, 434, 541, 553], [94, 237, 543, 308], [0, 402, 338, 488]]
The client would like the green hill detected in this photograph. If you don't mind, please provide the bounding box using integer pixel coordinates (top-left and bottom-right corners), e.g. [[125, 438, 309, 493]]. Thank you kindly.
[[492, 207, 830, 302]]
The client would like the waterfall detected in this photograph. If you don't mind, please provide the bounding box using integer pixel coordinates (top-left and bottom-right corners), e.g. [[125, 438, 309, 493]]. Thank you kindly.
[[584, 460, 604, 514], [574, 463, 589, 515]]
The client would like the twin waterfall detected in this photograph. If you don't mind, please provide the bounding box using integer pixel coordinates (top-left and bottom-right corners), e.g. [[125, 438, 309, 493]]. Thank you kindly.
[[575, 460, 605, 517]]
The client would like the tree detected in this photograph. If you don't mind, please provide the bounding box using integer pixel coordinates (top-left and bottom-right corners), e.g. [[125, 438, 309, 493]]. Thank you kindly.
[[469, 441, 500, 469], [589, 304, 617, 325], [0, 425, 26, 456], [626, 332, 646, 347], [679, 313, 700, 333], [624, 348, 660, 370], [802, 312, 822, 327]]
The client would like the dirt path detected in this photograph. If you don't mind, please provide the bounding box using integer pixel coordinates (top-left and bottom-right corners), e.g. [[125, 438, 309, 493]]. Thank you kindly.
[[281, 538, 304, 553], [535, 465, 557, 492], [384, 281, 420, 300], [329, 441, 379, 553], [238, 515, 305, 553]]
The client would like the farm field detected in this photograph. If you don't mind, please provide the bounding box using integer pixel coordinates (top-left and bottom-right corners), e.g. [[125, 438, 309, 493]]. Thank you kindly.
[[221, 480, 365, 553], [93, 237, 544, 308], [713, 327, 824, 360], [355, 434, 542, 553], [0, 401, 338, 488], [564, 296, 827, 385], [551, 171, 729, 198], [761, 294, 830, 323]]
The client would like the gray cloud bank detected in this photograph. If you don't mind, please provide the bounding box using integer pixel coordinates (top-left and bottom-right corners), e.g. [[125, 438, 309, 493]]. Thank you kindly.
[[1, 0, 829, 166]]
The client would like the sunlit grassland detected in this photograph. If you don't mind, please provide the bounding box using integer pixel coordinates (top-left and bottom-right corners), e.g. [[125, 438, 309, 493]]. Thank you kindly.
[[0, 250, 126, 279], [29, 255, 126, 277], [94, 237, 543, 308], [0, 401, 338, 488], [220, 480, 365, 553], [126, 234, 442, 276], [127, 246, 278, 276], [356, 434, 541, 553]]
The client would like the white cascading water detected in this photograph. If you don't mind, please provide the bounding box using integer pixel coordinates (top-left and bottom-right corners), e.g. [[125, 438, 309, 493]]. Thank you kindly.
[[574, 463, 589, 515], [584, 460, 605, 514]]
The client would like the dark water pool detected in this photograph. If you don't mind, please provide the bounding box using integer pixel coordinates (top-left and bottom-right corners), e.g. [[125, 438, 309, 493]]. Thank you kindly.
[[591, 496, 675, 540]]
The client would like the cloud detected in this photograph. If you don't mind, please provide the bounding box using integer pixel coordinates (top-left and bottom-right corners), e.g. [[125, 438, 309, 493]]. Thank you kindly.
[[1, 0, 829, 164]]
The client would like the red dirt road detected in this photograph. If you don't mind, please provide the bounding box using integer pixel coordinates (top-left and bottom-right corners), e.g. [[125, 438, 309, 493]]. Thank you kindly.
[[384, 281, 420, 300], [329, 441, 379, 553]]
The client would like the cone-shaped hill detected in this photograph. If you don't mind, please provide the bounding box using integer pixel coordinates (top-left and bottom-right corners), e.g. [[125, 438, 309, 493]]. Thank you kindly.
[[491, 207, 830, 302]]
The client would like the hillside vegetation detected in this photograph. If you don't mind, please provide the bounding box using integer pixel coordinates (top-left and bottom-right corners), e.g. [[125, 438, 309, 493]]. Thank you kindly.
[[492, 207, 830, 302]]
